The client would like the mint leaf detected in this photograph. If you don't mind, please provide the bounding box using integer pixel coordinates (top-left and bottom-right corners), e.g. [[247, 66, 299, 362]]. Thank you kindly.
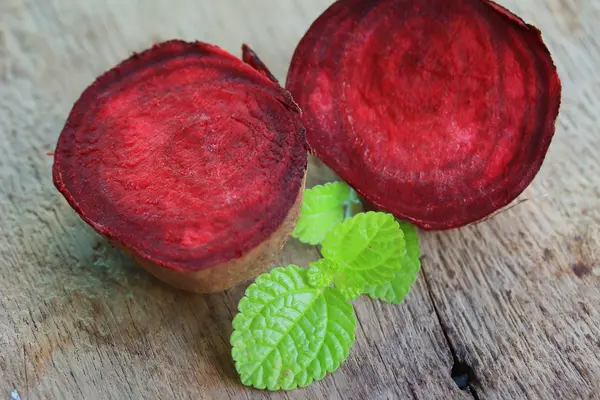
[[366, 221, 421, 304], [337, 286, 362, 301], [292, 182, 351, 245], [321, 212, 406, 289], [307, 259, 336, 288], [309, 259, 361, 300], [398, 221, 421, 269], [231, 265, 356, 390]]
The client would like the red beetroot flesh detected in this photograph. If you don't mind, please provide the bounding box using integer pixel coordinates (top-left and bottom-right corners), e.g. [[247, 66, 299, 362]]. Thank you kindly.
[[286, 0, 561, 230], [54, 40, 307, 271]]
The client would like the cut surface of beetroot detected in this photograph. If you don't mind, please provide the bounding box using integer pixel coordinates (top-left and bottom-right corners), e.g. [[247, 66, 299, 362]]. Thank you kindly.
[[54, 40, 307, 282], [286, 0, 561, 230]]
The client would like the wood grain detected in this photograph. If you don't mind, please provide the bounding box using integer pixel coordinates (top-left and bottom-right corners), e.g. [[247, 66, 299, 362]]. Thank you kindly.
[[0, 0, 598, 399]]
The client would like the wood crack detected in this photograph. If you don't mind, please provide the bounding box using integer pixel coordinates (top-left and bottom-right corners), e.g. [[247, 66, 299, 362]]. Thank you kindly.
[[421, 262, 480, 400]]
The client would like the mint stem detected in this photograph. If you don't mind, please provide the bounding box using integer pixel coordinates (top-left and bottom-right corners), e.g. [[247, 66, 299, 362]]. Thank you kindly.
[[344, 188, 362, 219]]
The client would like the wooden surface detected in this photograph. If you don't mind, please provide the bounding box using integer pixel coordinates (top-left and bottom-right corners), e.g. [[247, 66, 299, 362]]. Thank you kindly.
[[0, 0, 598, 399]]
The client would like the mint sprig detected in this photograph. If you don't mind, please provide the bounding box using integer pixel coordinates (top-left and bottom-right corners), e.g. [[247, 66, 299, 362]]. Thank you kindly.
[[232, 181, 422, 391]]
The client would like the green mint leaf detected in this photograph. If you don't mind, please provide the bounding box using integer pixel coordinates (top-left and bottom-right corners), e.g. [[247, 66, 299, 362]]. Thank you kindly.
[[397, 221, 421, 274], [231, 265, 356, 390], [307, 259, 336, 288], [321, 212, 406, 289], [292, 181, 351, 245], [309, 259, 362, 300], [366, 221, 421, 304], [338, 286, 362, 301]]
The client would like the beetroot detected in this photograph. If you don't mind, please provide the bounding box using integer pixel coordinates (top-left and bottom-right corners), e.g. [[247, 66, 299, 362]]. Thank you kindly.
[[286, 0, 561, 230], [53, 40, 307, 292]]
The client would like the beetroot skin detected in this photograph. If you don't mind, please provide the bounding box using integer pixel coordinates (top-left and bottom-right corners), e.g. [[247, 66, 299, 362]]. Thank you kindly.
[[286, 0, 561, 230], [53, 40, 307, 292]]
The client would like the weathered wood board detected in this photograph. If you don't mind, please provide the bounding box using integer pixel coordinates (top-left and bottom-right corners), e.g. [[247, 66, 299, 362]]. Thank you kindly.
[[0, 0, 598, 399]]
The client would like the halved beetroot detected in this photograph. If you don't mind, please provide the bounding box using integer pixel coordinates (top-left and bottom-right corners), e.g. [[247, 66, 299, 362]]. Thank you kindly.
[[53, 40, 307, 292], [286, 0, 561, 230]]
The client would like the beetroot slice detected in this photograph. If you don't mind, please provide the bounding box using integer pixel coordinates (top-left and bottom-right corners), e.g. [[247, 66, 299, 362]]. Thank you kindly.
[[53, 40, 307, 292], [286, 0, 561, 230]]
